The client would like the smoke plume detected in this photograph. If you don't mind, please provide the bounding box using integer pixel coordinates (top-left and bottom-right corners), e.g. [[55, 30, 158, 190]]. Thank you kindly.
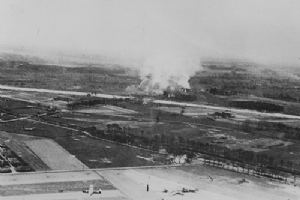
[[137, 51, 201, 94]]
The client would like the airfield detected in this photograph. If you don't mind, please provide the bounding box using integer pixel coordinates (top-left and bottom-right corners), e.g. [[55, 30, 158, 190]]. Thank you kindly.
[[0, 60, 300, 199], [0, 166, 299, 200], [3, 0, 300, 197], [0, 84, 299, 200]]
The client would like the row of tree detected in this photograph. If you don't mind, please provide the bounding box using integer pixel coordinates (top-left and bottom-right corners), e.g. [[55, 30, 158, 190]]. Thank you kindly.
[[86, 124, 300, 176]]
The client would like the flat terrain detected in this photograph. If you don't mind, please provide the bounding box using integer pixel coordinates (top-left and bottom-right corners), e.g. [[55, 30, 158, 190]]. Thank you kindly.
[[1, 87, 300, 171], [0, 98, 168, 168], [0, 58, 139, 95], [101, 166, 300, 200], [0, 84, 130, 99], [0, 180, 113, 196], [1, 165, 299, 200], [0, 57, 300, 199], [0, 191, 127, 200], [25, 139, 88, 170], [1, 171, 103, 185], [0, 131, 49, 171], [0, 170, 124, 199]]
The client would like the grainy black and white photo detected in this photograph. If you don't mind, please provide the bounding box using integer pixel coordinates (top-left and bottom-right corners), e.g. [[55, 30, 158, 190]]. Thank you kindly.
[[0, 0, 299, 199]]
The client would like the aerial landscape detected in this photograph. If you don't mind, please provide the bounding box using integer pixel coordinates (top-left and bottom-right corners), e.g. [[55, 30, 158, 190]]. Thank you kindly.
[[0, 0, 300, 199]]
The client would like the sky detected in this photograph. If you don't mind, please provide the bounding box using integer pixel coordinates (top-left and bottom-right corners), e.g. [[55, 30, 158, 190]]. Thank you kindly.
[[0, 0, 300, 66]]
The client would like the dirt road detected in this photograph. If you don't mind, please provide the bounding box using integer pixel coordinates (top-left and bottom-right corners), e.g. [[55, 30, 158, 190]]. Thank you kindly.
[[153, 99, 300, 120], [0, 84, 130, 99]]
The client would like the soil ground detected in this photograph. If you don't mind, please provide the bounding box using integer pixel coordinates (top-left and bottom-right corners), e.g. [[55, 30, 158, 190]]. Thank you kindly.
[[101, 166, 300, 200]]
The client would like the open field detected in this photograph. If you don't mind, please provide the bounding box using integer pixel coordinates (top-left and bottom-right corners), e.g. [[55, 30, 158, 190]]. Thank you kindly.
[[0, 180, 114, 196], [1, 164, 299, 199], [0, 59, 139, 95], [0, 105, 168, 169], [3, 5, 300, 198], [0, 191, 127, 200], [0, 120, 167, 168], [0, 57, 300, 199], [101, 165, 300, 200], [0, 171, 103, 185], [0, 131, 49, 171], [0, 170, 121, 199], [25, 139, 88, 170], [1, 88, 300, 173]]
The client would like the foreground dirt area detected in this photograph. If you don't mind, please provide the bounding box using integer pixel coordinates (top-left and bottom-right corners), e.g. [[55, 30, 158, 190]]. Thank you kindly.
[[0, 159, 299, 199], [0, 191, 127, 200], [101, 166, 300, 200], [0, 170, 124, 199]]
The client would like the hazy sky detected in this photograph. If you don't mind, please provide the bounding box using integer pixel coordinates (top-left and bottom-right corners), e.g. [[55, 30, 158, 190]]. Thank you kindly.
[[1, 0, 300, 65]]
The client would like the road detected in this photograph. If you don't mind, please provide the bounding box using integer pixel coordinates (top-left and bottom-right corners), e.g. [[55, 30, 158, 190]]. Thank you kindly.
[[1, 84, 300, 120], [0, 84, 131, 99], [153, 99, 300, 120]]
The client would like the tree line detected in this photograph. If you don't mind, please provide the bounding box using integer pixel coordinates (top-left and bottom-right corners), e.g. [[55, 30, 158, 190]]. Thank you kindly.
[[85, 124, 300, 176]]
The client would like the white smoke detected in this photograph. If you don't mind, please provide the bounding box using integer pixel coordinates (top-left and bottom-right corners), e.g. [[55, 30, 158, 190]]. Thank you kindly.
[[138, 51, 201, 94]]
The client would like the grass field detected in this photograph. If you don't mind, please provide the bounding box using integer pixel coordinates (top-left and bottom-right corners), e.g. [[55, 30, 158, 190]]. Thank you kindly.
[[0, 72, 300, 173], [1, 92, 300, 170], [0, 110, 168, 168]]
